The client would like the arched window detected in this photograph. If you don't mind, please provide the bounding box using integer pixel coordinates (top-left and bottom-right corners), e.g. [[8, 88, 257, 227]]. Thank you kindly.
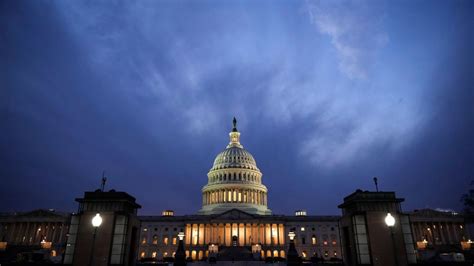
[[198, 250, 203, 260], [152, 235, 158, 244], [152, 251, 157, 258], [302, 251, 307, 258], [280, 250, 286, 258], [51, 250, 57, 257], [163, 251, 168, 257], [140, 251, 146, 258], [191, 250, 197, 260], [142, 237, 147, 244], [273, 250, 279, 257], [163, 237, 169, 245], [266, 250, 271, 258], [312, 235, 317, 245]]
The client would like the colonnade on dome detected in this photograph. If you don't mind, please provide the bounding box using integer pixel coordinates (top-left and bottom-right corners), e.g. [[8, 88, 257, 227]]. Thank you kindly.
[[202, 188, 267, 206]]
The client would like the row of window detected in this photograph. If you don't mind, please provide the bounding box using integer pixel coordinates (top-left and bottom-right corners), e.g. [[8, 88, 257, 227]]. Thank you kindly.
[[139, 249, 339, 260], [209, 172, 260, 183], [295, 235, 337, 246], [140, 249, 287, 260], [298, 235, 337, 246], [301, 250, 339, 258], [298, 226, 337, 232], [142, 236, 177, 245], [143, 227, 180, 232]]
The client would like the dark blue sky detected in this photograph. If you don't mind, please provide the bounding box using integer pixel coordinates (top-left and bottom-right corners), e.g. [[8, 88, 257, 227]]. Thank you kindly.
[[1, 0, 472, 215]]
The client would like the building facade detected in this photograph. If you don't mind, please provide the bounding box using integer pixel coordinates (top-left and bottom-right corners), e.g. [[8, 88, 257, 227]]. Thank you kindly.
[[409, 208, 472, 260], [137, 119, 342, 262], [138, 210, 342, 262], [1, 119, 473, 264], [0, 209, 70, 263]]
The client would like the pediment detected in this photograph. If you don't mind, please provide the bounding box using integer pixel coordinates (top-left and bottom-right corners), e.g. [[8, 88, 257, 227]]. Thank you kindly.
[[213, 209, 256, 220]]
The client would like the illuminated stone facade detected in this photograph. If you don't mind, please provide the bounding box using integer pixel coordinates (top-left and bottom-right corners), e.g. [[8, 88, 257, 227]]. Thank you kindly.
[[408, 208, 472, 260], [0, 209, 70, 263], [138, 210, 342, 261], [137, 120, 342, 262]]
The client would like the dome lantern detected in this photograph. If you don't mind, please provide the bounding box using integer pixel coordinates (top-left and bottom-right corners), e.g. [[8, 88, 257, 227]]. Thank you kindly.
[[227, 117, 242, 148]]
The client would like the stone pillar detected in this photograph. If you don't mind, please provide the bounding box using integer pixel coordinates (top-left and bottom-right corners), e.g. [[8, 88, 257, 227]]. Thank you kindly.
[[23, 222, 30, 244], [417, 223, 423, 241], [51, 223, 57, 244], [7, 223, 15, 243], [243, 224, 247, 245], [338, 190, 413, 266], [445, 222, 453, 244], [276, 224, 279, 245], [437, 223, 444, 244], [66, 190, 141, 266]]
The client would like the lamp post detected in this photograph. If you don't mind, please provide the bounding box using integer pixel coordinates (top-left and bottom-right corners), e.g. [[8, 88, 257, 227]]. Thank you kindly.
[[287, 230, 299, 266], [174, 231, 186, 266], [89, 213, 102, 266], [385, 213, 398, 266]]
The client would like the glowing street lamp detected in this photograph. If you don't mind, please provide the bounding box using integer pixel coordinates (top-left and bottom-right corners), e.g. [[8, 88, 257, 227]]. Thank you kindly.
[[178, 231, 185, 241], [287, 230, 299, 265], [175, 232, 186, 266], [92, 213, 103, 227], [385, 213, 398, 266], [288, 231, 296, 241], [89, 213, 102, 266], [385, 213, 395, 227]]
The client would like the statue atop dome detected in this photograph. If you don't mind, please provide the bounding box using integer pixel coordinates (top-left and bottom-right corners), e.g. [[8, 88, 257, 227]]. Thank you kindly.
[[232, 117, 238, 132]]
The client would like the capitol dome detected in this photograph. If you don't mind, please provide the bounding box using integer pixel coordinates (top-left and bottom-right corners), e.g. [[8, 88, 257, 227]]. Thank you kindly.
[[198, 118, 272, 215], [211, 147, 259, 171]]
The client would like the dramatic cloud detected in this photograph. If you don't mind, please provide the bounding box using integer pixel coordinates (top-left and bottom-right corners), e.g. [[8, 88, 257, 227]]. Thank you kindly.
[[307, 0, 389, 80], [1, 0, 472, 215]]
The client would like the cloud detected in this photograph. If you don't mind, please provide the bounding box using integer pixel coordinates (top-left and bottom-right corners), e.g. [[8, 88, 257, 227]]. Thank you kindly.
[[51, 1, 425, 169], [307, 0, 389, 79]]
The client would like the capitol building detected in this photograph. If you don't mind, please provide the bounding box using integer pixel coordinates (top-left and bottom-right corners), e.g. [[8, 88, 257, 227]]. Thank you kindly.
[[138, 119, 342, 261], [0, 119, 471, 265]]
